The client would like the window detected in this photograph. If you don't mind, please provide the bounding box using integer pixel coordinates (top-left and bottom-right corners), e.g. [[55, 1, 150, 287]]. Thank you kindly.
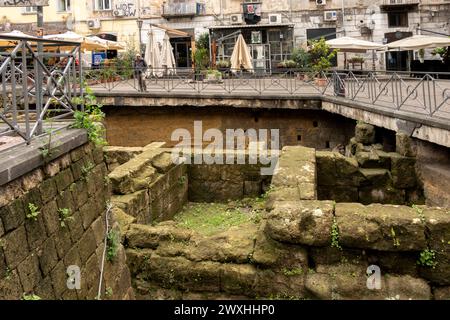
[[95, 0, 111, 11], [23, 6, 37, 13], [388, 12, 408, 27], [58, 0, 71, 12]]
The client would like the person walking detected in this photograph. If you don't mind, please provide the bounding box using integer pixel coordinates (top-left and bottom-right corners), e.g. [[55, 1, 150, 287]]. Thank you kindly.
[[134, 54, 148, 92]]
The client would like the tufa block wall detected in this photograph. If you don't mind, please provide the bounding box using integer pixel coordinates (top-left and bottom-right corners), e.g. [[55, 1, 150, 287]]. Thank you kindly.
[[0, 142, 134, 300]]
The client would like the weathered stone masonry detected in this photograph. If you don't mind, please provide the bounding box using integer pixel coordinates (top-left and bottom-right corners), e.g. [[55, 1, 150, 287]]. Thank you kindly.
[[116, 145, 450, 300], [0, 139, 134, 300]]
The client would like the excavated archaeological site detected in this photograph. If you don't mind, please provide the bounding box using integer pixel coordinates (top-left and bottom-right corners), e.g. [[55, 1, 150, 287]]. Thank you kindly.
[[0, 122, 449, 300]]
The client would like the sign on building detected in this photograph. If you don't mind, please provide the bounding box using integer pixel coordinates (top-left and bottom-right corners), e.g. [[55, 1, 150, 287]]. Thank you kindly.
[[0, 0, 49, 7]]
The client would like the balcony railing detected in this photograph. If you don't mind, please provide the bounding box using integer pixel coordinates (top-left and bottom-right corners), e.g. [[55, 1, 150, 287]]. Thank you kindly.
[[162, 1, 201, 18], [381, 0, 420, 6]]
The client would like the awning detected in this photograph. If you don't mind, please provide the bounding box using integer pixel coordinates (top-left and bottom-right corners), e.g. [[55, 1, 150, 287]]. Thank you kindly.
[[209, 23, 294, 30], [386, 35, 450, 50], [326, 36, 385, 52]]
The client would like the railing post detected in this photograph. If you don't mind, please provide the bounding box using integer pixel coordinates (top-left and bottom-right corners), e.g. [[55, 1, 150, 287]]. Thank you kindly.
[[21, 41, 30, 141]]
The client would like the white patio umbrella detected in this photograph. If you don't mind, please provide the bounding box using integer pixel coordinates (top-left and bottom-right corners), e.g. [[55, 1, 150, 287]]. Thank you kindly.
[[386, 35, 450, 50], [230, 34, 254, 73], [145, 30, 162, 77], [326, 36, 386, 70], [44, 31, 107, 51], [326, 36, 385, 51], [0, 30, 35, 46], [88, 36, 125, 51], [160, 32, 176, 75]]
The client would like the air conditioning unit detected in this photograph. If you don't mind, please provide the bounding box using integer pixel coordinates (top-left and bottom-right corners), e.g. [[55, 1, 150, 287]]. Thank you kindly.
[[113, 10, 125, 17], [316, 0, 326, 6], [87, 19, 101, 30], [268, 14, 282, 24], [230, 14, 243, 25], [324, 11, 337, 21]]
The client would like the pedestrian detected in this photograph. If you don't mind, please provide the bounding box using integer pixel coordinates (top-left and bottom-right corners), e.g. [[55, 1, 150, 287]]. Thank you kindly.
[[134, 53, 148, 92]]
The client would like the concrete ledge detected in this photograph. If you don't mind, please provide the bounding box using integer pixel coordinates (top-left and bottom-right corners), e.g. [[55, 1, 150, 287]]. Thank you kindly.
[[0, 129, 88, 186]]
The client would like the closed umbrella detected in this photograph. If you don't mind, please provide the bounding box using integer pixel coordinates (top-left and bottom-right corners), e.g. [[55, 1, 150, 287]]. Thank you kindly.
[[145, 30, 162, 77], [386, 35, 450, 50], [230, 34, 253, 73], [160, 33, 176, 75]]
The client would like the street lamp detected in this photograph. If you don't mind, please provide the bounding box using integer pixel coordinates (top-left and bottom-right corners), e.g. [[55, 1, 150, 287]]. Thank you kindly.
[[137, 18, 144, 54]]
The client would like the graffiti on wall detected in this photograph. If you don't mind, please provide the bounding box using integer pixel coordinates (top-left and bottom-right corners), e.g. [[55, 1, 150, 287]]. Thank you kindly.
[[113, 1, 137, 17]]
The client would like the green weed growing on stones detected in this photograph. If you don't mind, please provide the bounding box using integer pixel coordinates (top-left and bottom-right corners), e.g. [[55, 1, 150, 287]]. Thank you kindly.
[[22, 293, 41, 300], [107, 230, 120, 262], [417, 249, 438, 268], [81, 161, 95, 180], [72, 85, 107, 147], [58, 208, 73, 228], [26, 203, 40, 221], [330, 217, 341, 249]]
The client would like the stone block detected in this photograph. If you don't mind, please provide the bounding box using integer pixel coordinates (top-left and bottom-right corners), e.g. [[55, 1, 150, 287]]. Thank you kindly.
[[0, 198, 25, 232], [109, 148, 164, 194], [126, 223, 192, 249], [36, 238, 58, 277], [41, 200, 60, 236], [355, 151, 390, 169], [54, 169, 74, 193], [358, 186, 405, 205], [390, 154, 417, 189], [34, 276, 56, 300], [91, 216, 106, 247], [79, 198, 98, 230], [2, 226, 29, 269], [315, 151, 336, 186], [355, 122, 375, 145], [56, 188, 75, 214], [266, 200, 335, 246], [189, 179, 243, 202], [221, 264, 257, 295], [50, 261, 67, 299], [418, 251, 450, 286], [25, 216, 47, 250], [111, 190, 149, 220], [0, 269, 22, 299], [54, 228, 72, 260], [423, 207, 450, 252], [66, 210, 85, 242], [151, 152, 176, 173], [318, 186, 358, 202], [359, 168, 392, 187], [78, 229, 97, 264], [396, 132, 414, 157], [40, 178, 57, 204], [17, 254, 42, 292], [335, 203, 427, 251], [244, 180, 262, 197]]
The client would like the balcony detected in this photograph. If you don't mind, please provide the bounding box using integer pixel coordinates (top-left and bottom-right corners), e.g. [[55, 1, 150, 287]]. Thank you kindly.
[[381, 0, 420, 11], [162, 1, 204, 19]]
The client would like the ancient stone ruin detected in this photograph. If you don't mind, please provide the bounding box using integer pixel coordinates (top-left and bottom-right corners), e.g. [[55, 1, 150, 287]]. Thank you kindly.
[[0, 122, 449, 300]]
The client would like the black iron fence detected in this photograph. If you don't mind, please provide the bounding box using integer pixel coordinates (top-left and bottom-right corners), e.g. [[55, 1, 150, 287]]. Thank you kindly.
[[85, 66, 450, 121], [0, 34, 83, 144]]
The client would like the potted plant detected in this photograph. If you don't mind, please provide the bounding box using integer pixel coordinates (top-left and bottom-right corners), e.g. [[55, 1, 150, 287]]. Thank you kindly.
[[291, 47, 311, 80], [308, 38, 338, 87], [192, 47, 209, 81], [216, 59, 231, 72], [205, 68, 223, 83], [348, 56, 365, 70]]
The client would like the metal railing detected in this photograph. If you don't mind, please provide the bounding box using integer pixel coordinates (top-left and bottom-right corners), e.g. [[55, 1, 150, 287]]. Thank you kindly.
[[0, 35, 82, 144], [162, 1, 199, 17], [85, 67, 450, 122]]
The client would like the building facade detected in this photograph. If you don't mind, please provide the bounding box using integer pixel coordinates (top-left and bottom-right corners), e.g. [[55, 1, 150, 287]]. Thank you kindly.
[[0, 0, 449, 71]]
